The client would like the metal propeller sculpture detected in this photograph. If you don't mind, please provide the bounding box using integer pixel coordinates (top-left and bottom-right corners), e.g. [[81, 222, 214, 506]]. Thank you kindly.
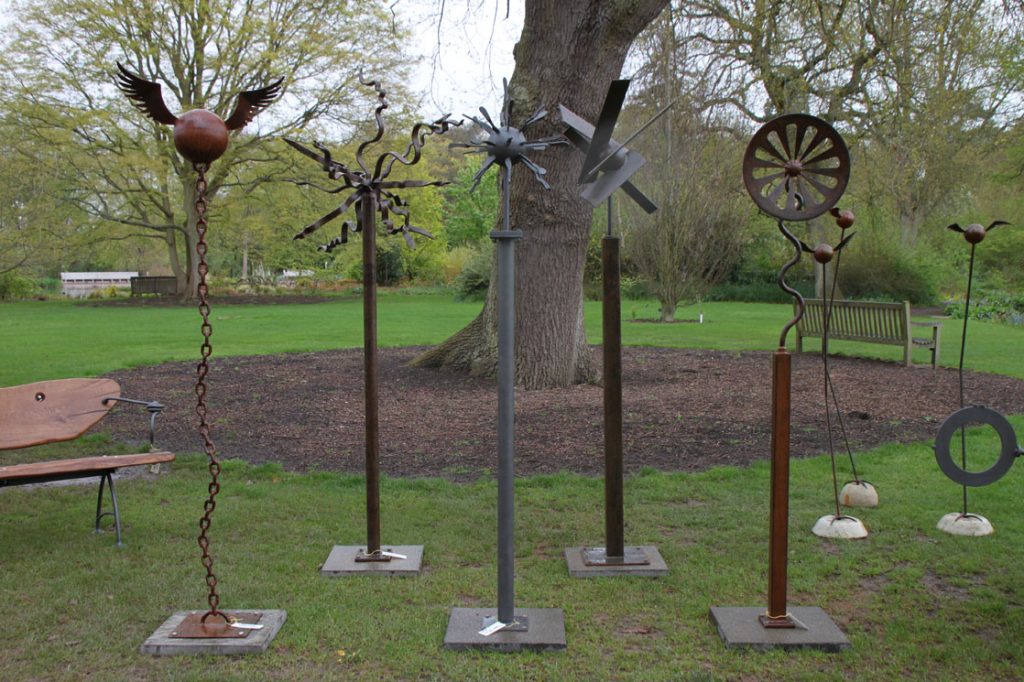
[[443, 79, 568, 652], [286, 74, 458, 574], [934, 220, 1021, 536], [559, 79, 670, 576], [711, 113, 852, 651], [116, 63, 288, 652]]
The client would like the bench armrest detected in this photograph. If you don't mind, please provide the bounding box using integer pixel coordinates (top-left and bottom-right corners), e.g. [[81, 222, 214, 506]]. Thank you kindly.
[[910, 321, 942, 328], [101, 396, 165, 447]]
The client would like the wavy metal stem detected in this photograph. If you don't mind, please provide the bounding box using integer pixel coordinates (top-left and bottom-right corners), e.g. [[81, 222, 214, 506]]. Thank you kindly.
[[776, 219, 805, 348]]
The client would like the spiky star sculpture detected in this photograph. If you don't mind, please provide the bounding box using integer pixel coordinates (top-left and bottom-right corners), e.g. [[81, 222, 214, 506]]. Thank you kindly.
[[285, 75, 458, 251], [454, 78, 567, 191], [115, 62, 282, 166]]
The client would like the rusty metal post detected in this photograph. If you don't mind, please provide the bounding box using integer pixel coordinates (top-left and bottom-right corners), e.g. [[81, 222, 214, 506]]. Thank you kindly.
[[602, 234, 625, 559], [762, 348, 796, 627], [362, 194, 381, 556]]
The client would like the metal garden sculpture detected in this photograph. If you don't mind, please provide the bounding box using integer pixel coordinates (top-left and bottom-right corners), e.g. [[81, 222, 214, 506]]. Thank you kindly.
[[934, 220, 1021, 536], [443, 79, 568, 652], [116, 63, 288, 652], [711, 113, 852, 651], [286, 74, 458, 575], [559, 79, 671, 576]]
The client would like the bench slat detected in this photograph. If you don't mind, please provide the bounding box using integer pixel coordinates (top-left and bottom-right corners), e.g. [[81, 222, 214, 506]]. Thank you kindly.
[[0, 452, 175, 483], [0, 379, 120, 450]]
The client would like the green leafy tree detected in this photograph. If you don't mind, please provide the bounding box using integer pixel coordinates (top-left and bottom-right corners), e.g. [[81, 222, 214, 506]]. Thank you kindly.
[[0, 0, 411, 298]]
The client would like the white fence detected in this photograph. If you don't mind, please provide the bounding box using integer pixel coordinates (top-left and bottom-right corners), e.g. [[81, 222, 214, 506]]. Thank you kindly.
[[60, 272, 139, 298]]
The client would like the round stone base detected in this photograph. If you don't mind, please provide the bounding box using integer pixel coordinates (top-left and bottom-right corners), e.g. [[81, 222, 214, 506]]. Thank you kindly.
[[840, 481, 878, 508], [937, 512, 993, 536], [812, 514, 868, 539]]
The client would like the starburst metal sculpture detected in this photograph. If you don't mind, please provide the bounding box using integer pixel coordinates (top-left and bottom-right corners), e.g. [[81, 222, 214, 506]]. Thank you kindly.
[[452, 78, 566, 191], [286, 74, 458, 573], [285, 75, 458, 252]]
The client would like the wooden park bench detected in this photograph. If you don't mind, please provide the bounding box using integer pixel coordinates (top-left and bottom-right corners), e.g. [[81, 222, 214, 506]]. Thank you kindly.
[[130, 275, 177, 296], [0, 378, 175, 545], [795, 299, 942, 368]]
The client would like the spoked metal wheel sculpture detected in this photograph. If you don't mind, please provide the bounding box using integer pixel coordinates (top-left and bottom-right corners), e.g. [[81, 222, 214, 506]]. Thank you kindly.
[[934, 220, 1020, 536], [711, 113, 852, 651], [742, 114, 849, 222], [116, 63, 289, 654]]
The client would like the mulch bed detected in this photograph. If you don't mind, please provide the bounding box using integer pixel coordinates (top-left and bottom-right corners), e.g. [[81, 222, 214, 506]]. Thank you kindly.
[[102, 347, 1024, 481]]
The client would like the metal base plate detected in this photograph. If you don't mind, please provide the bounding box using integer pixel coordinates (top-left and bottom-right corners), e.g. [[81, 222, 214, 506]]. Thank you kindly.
[[709, 606, 850, 652], [320, 544, 423, 576], [482, 614, 529, 632], [564, 545, 668, 577], [140, 610, 286, 656], [444, 608, 566, 652], [170, 611, 262, 639]]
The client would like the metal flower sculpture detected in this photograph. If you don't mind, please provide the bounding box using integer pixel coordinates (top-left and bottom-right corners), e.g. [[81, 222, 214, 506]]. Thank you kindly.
[[285, 75, 458, 572], [285, 75, 459, 251], [934, 219, 1019, 536], [452, 78, 566, 191]]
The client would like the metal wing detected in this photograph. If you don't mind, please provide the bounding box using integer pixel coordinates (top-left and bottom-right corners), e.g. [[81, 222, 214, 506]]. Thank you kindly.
[[114, 63, 177, 126], [224, 78, 284, 131]]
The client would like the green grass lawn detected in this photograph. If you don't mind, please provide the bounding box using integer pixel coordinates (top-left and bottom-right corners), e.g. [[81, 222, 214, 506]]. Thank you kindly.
[[1, 421, 1022, 680], [1, 295, 1022, 679], [1, 295, 1021, 385]]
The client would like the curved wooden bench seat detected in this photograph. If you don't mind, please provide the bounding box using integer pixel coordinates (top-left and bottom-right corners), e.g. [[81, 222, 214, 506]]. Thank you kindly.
[[0, 378, 175, 545]]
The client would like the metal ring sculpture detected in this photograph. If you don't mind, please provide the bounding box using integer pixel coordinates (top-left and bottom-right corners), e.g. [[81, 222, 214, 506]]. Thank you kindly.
[[935, 406, 1021, 487], [743, 114, 850, 222]]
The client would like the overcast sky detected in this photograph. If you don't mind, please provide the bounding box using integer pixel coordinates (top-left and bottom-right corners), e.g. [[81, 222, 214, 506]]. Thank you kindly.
[[393, 0, 524, 117]]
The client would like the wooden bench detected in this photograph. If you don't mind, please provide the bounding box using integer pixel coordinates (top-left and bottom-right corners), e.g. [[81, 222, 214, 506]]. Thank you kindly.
[[795, 299, 942, 368], [130, 275, 177, 296], [0, 378, 175, 545]]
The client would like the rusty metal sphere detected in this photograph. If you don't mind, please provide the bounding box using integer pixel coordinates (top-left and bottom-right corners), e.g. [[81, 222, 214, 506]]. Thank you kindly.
[[833, 209, 855, 229], [964, 223, 987, 244], [742, 113, 850, 221], [813, 243, 835, 264], [173, 110, 230, 165]]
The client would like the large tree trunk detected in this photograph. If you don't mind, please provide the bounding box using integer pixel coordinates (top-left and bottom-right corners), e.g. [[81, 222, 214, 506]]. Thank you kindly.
[[415, 0, 669, 389]]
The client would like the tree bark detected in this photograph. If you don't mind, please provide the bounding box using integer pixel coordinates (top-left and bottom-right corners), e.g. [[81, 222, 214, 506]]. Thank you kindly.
[[414, 0, 669, 389]]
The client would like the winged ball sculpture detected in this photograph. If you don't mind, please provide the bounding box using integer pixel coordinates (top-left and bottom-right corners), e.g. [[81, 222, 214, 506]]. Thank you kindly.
[[115, 62, 283, 165]]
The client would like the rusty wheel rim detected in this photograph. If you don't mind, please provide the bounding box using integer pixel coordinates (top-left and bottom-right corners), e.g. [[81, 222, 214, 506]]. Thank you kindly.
[[743, 114, 849, 221]]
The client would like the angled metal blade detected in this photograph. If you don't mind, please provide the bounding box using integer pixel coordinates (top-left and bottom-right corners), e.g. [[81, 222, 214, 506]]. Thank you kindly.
[[577, 79, 630, 183], [620, 180, 657, 214]]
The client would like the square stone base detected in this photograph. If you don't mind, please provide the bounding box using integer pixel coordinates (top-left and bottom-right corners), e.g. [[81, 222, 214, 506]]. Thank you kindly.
[[443, 608, 566, 652], [709, 606, 851, 652], [320, 545, 423, 576], [140, 610, 286, 656], [563, 545, 668, 578]]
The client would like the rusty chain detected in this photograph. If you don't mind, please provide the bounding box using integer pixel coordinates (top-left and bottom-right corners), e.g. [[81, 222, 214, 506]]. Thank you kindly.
[[192, 163, 225, 625]]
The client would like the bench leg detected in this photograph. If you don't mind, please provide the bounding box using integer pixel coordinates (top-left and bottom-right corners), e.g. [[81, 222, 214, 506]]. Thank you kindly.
[[95, 473, 124, 547]]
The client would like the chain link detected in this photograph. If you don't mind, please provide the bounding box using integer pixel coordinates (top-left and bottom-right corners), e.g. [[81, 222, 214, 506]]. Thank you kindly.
[[192, 163, 225, 624]]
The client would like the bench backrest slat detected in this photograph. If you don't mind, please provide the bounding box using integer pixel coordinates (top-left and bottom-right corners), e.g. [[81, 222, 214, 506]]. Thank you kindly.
[[0, 378, 120, 451], [797, 299, 910, 344]]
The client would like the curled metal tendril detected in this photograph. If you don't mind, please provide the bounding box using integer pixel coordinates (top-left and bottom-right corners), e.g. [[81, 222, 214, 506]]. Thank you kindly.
[[286, 73, 460, 252]]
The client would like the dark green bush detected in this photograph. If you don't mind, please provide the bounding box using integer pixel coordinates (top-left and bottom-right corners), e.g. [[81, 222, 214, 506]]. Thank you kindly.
[[453, 242, 492, 301], [0, 272, 35, 300], [837, 248, 940, 304]]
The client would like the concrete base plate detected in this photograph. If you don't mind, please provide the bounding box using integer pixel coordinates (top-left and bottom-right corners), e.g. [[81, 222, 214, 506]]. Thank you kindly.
[[709, 607, 850, 652], [937, 512, 993, 536], [443, 608, 566, 652], [840, 481, 879, 508], [140, 610, 286, 656], [320, 544, 423, 576], [812, 514, 868, 539], [564, 545, 668, 577]]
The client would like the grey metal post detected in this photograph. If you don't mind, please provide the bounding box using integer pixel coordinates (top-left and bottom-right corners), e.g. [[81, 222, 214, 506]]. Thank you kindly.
[[492, 166, 522, 625]]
